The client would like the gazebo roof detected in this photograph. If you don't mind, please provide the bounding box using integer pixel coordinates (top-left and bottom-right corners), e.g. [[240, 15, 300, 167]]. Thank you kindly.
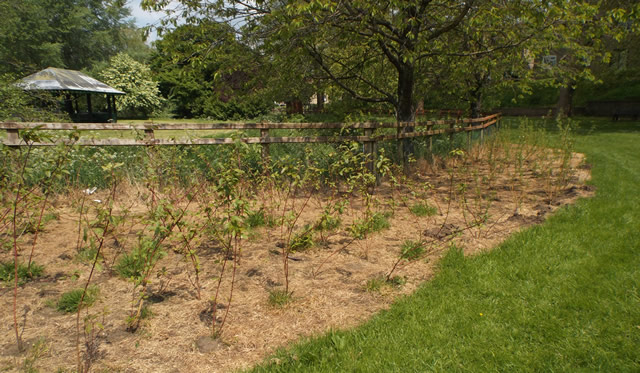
[[17, 67, 125, 95]]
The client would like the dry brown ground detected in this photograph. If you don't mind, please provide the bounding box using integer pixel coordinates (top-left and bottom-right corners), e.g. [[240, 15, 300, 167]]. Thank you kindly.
[[0, 147, 594, 373]]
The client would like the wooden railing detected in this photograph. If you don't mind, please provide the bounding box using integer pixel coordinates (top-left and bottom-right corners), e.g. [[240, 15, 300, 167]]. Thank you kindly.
[[1, 114, 500, 172], [0, 113, 500, 147]]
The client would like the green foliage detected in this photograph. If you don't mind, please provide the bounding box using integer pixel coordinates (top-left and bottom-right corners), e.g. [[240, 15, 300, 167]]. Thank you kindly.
[[151, 21, 273, 119], [409, 202, 438, 217], [100, 53, 164, 117], [399, 240, 426, 261], [56, 285, 99, 313], [314, 215, 341, 233], [348, 212, 392, 240], [289, 226, 314, 252], [0, 74, 70, 122], [364, 277, 384, 293], [246, 209, 267, 228], [0, 0, 132, 75], [114, 251, 141, 279], [0, 261, 44, 285], [268, 289, 293, 308], [115, 237, 167, 280], [75, 247, 101, 264]]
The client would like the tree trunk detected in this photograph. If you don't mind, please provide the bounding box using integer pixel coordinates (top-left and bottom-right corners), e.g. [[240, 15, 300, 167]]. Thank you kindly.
[[316, 91, 325, 112], [286, 99, 303, 114], [470, 92, 482, 118], [396, 64, 415, 168], [556, 85, 574, 117]]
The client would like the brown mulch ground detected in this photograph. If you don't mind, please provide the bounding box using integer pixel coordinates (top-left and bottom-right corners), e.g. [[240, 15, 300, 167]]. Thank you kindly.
[[0, 149, 594, 373]]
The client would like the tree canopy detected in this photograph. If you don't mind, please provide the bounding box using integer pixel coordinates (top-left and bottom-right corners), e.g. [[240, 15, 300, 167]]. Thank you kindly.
[[0, 0, 133, 75], [143, 0, 636, 122]]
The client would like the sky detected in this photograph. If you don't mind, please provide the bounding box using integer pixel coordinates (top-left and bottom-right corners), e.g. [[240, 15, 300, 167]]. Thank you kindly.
[[127, 0, 167, 43]]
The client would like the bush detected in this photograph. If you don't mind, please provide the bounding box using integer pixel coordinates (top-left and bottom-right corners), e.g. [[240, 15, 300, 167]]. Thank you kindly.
[[246, 209, 275, 228], [409, 202, 438, 217], [200, 95, 274, 121], [0, 261, 44, 285], [289, 226, 314, 252], [57, 285, 99, 313], [268, 289, 292, 307], [349, 212, 392, 239], [314, 215, 341, 233], [114, 251, 145, 279], [400, 240, 426, 261]]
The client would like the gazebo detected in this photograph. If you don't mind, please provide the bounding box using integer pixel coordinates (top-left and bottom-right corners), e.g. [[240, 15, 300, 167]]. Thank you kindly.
[[18, 67, 125, 123]]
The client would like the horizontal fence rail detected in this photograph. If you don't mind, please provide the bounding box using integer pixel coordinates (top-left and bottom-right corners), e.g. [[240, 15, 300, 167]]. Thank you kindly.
[[0, 113, 500, 147]]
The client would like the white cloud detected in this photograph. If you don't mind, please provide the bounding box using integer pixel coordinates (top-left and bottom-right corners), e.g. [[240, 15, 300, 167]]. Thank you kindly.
[[127, 0, 187, 43], [128, 0, 164, 27]]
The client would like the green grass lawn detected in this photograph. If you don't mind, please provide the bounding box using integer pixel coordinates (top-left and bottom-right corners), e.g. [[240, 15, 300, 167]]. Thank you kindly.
[[249, 118, 640, 372]]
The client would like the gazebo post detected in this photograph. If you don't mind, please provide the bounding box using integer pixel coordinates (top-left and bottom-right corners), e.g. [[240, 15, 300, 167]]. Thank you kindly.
[[86, 94, 92, 117], [64, 93, 73, 116], [107, 94, 112, 121], [112, 95, 118, 123]]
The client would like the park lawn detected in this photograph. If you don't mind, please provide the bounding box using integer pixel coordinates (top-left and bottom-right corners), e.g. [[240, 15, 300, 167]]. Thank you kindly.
[[250, 118, 640, 372]]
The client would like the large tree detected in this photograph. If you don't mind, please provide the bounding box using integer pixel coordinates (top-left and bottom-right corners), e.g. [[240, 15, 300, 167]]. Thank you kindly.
[[0, 0, 132, 75], [146, 1, 594, 120], [151, 21, 273, 119]]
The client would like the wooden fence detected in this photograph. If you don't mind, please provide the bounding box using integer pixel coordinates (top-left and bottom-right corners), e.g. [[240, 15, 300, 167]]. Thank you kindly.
[[0, 113, 500, 171]]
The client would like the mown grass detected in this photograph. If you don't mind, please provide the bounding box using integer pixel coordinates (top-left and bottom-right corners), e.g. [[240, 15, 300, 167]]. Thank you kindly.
[[249, 118, 640, 372]]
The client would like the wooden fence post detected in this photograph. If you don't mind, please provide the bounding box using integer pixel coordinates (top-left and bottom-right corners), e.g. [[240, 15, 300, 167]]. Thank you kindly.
[[260, 128, 270, 164], [7, 129, 19, 145], [428, 125, 433, 154], [364, 127, 376, 177], [449, 120, 455, 151], [428, 124, 435, 168], [144, 129, 154, 141]]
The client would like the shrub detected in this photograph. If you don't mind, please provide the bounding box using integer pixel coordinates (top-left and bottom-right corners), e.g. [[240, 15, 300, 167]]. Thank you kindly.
[[349, 211, 392, 239], [400, 240, 426, 261], [114, 251, 145, 279], [246, 209, 275, 228], [57, 286, 99, 313], [409, 202, 438, 217], [365, 277, 384, 292], [268, 289, 292, 307], [0, 261, 44, 285], [289, 226, 314, 252], [314, 215, 341, 233]]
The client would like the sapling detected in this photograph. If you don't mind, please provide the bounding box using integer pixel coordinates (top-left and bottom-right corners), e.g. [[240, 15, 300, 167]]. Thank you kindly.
[[25, 134, 78, 272], [5, 128, 60, 352], [74, 162, 122, 372], [386, 240, 429, 281], [435, 148, 464, 239], [202, 140, 251, 338], [278, 160, 315, 294], [122, 145, 203, 331]]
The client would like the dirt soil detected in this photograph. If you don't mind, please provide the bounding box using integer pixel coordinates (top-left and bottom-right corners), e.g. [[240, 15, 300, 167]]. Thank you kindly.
[[0, 150, 594, 372]]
